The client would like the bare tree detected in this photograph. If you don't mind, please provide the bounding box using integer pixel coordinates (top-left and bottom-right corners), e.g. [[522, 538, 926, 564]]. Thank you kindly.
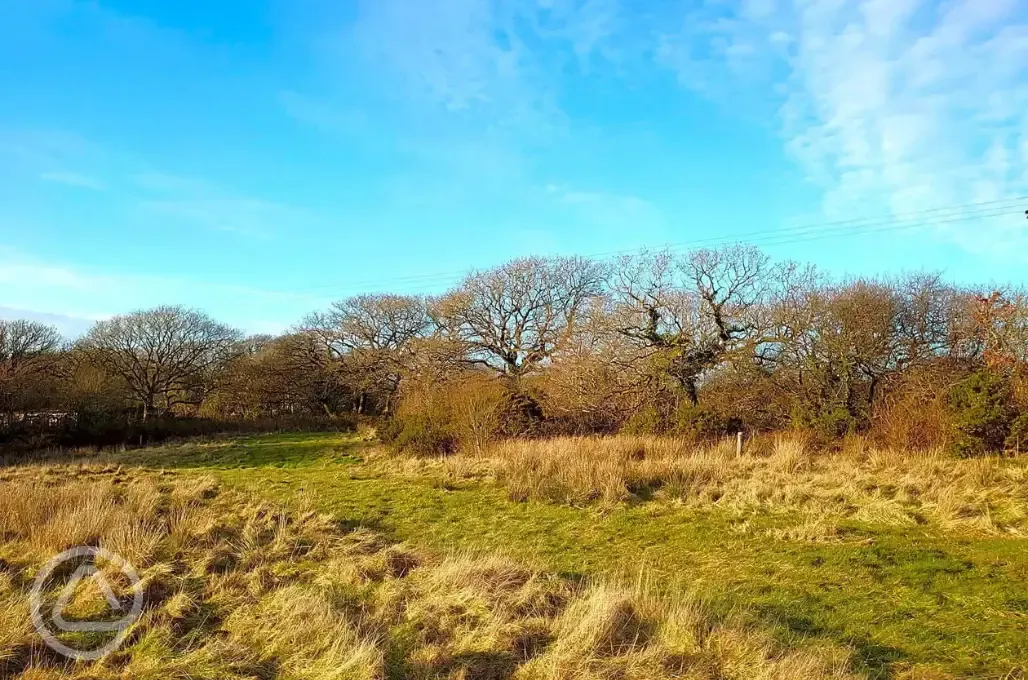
[[432, 257, 604, 378], [0, 320, 63, 414], [302, 294, 429, 412], [212, 333, 356, 417], [607, 246, 773, 405], [80, 306, 241, 420], [893, 273, 959, 364], [768, 278, 920, 427], [320, 295, 429, 354]]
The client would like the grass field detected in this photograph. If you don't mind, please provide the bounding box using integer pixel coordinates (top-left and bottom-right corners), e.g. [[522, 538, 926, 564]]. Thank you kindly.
[[4, 432, 1028, 678]]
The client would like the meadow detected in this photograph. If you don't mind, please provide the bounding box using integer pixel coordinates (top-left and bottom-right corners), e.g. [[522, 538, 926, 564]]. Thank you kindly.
[[2, 432, 1027, 679]]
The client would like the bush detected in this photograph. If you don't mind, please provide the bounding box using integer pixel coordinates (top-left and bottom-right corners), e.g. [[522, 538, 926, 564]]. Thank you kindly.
[[621, 406, 670, 436], [1005, 413, 1028, 454], [947, 370, 1016, 456], [790, 403, 858, 444], [534, 353, 633, 435], [383, 373, 510, 456], [870, 361, 967, 451], [673, 404, 741, 440], [380, 412, 458, 456], [620, 402, 740, 441]]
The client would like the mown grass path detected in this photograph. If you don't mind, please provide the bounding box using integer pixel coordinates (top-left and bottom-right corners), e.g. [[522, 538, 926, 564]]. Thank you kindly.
[[115, 432, 1028, 679]]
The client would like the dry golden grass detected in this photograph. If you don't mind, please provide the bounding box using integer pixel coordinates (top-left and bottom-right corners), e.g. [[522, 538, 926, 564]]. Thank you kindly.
[[469, 434, 1028, 535], [0, 464, 860, 680]]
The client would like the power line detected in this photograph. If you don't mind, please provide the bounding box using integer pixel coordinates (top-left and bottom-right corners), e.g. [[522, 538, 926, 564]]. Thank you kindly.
[[738, 207, 1013, 249], [377, 208, 1013, 295], [284, 196, 1026, 297], [654, 199, 1023, 254], [289, 196, 1024, 294]]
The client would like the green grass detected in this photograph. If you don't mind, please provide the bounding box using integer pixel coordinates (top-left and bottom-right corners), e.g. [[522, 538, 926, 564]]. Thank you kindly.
[[101, 432, 1028, 679]]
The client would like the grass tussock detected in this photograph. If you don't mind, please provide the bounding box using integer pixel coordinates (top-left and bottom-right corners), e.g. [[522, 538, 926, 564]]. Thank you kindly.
[[0, 466, 861, 680], [476, 434, 1028, 535]]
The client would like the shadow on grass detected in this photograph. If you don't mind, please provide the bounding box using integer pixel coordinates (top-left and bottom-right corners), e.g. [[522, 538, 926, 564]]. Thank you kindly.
[[107, 432, 367, 470], [334, 516, 392, 535], [754, 603, 907, 679]]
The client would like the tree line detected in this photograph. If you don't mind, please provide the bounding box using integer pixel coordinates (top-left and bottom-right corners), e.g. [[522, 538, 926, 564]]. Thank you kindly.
[[3, 245, 1027, 454]]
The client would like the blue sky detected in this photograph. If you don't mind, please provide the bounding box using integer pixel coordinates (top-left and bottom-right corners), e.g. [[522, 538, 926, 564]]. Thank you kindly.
[[1, 0, 1026, 336]]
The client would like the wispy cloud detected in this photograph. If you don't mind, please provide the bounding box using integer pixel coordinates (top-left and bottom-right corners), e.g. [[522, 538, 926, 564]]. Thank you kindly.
[[0, 247, 331, 335], [544, 183, 667, 247], [306, 0, 1028, 256], [657, 0, 1028, 254], [277, 90, 370, 139], [39, 171, 105, 190], [0, 305, 99, 338], [132, 172, 313, 237], [286, 0, 636, 230], [0, 128, 315, 238], [0, 127, 112, 177], [534, 0, 625, 68], [338, 0, 629, 126], [349, 0, 536, 116]]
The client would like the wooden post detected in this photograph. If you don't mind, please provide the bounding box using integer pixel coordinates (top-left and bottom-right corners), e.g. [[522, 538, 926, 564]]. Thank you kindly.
[[736, 431, 743, 457]]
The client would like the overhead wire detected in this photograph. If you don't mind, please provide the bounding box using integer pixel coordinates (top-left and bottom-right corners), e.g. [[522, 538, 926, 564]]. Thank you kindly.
[[281, 196, 1026, 297]]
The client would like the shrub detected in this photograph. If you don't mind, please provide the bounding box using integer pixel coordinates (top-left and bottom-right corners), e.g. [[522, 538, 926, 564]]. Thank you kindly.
[[620, 401, 742, 442], [380, 412, 459, 456], [947, 370, 1016, 456], [620, 405, 670, 436], [673, 404, 741, 440], [498, 386, 545, 438], [383, 373, 509, 456], [0, 414, 356, 454], [790, 403, 859, 444], [533, 352, 633, 435], [1005, 413, 1028, 455], [870, 361, 966, 451]]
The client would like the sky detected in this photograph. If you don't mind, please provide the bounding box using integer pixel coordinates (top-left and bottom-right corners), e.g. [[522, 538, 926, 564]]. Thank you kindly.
[[1, 0, 1026, 337]]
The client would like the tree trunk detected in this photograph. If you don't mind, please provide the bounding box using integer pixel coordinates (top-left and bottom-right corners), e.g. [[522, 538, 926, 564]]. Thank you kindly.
[[684, 379, 699, 407]]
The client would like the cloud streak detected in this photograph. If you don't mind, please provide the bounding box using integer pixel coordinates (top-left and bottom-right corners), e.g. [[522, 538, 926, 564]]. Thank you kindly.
[[0, 128, 316, 238], [658, 0, 1028, 254], [320, 0, 1028, 256], [132, 173, 314, 237], [39, 171, 106, 191], [0, 247, 332, 335]]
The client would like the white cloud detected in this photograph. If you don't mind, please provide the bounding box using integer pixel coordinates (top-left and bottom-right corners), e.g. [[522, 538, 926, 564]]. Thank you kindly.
[[658, 0, 1028, 257], [349, 0, 532, 114], [0, 248, 330, 334], [0, 128, 101, 169], [291, 0, 644, 237], [325, 0, 631, 134], [39, 171, 105, 190], [133, 173, 313, 237], [0, 249, 125, 322], [530, 0, 624, 67], [545, 184, 667, 247], [0, 305, 99, 338], [2, 128, 316, 238], [0, 251, 122, 294]]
